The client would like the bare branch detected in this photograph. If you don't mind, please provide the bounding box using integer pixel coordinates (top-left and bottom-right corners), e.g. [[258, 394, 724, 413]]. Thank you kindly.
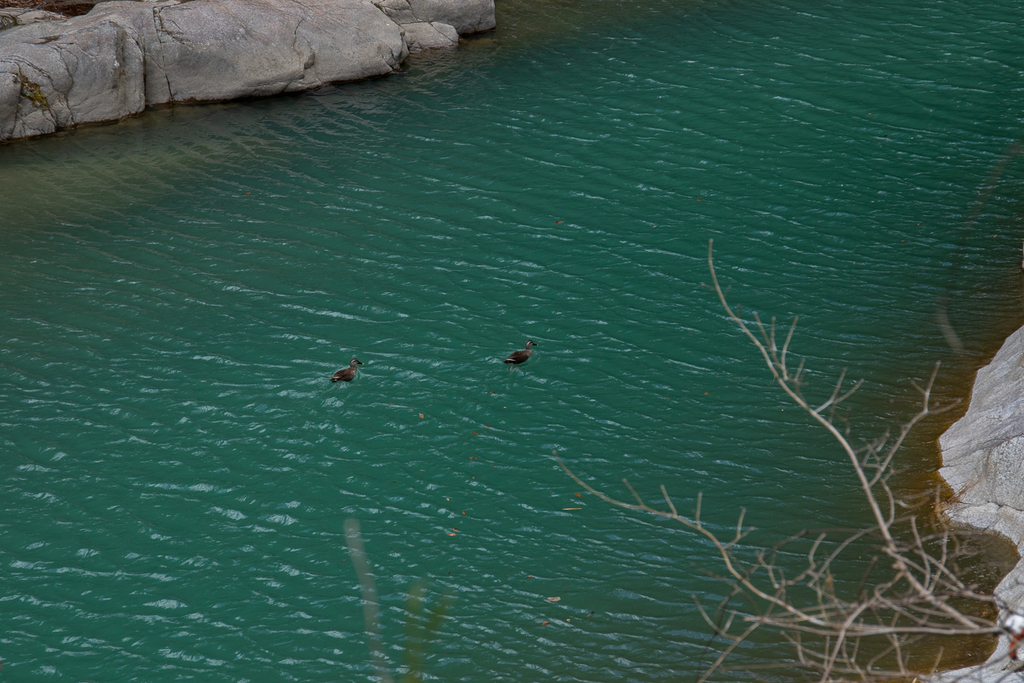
[[553, 242, 1006, 682], [781, 317, 798, 376]]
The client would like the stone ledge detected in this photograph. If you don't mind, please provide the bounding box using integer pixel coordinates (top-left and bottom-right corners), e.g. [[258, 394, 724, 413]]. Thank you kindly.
[[932, 325, 1024, 682], [0, 0, 494, 140]]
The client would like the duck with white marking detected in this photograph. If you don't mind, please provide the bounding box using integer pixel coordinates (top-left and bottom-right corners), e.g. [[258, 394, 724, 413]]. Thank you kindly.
[[504, 340, 538, 365]]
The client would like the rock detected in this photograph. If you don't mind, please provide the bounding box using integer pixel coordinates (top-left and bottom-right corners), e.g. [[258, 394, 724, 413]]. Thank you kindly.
[[374, 0, 494, 34], [372, 0, 418, 25], [0, 12, 145, 139], [402, 21, 459, 50], [86, 0, 406, 106], [0, 8, 66, 31], [0, 0, 495, 141], [931, 325, 1024, 682], [940, 326, 1024, 542], [408, 0, 493, 34]]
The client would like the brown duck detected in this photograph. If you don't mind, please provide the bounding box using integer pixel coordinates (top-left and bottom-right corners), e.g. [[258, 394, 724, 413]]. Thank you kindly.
[[331, 358, 363, 382], [503, 340, 538, 365]]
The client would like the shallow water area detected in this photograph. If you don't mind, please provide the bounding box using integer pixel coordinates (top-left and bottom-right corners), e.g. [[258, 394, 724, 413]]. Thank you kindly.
[[1, 0, 1024, 680]]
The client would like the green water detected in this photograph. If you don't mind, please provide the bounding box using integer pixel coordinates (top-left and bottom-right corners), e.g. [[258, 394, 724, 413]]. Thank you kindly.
[[1, 0, 1023, 680]]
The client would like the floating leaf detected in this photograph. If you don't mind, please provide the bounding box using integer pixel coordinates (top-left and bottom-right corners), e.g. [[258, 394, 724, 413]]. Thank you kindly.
[[546, 597, 560, 603]]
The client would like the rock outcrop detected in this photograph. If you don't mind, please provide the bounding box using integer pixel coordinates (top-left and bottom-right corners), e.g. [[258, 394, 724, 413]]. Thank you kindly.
[[0, 0, 494, 141], [0, 7, 65, 30], [933, 325, 1024, 681]]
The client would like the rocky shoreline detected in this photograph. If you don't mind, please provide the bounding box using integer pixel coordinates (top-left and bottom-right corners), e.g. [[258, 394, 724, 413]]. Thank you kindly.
[[935, 325, 1024, 681], [0, 0, 494, 142]]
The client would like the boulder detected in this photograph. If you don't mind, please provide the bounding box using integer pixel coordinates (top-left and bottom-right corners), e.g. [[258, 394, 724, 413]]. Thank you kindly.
[[74, 0, 407, 105], [0, 0, 495, 141], [0, 12, 145, 140], [940, 326, 1024, 543], [931, 325, 1024, 681], [402, 20, 459, 50], [374, 0, 494, 35], [0, 7, 65, 31]]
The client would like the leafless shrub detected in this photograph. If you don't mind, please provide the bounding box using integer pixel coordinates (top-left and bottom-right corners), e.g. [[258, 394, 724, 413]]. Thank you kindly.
[[555, 240, 1018, 682]]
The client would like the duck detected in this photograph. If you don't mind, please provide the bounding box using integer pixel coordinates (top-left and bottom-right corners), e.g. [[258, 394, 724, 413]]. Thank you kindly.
[[331, 358, 363, 382], [504, 340, 538, 365]]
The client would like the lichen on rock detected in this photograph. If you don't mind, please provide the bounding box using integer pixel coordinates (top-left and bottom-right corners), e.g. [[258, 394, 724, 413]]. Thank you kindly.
[[18, 72, 48, 108]]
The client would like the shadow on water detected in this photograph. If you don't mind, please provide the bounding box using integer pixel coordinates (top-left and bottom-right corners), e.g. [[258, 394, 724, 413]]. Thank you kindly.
[[850, 133, 1024, 672]]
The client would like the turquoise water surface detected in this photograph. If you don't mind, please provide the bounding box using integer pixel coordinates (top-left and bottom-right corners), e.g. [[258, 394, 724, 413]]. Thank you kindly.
[[1, 0, 1023, 680]]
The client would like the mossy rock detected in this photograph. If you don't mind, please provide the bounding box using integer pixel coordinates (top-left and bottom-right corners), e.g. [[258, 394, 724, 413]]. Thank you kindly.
[[18, 74, 49, 109]]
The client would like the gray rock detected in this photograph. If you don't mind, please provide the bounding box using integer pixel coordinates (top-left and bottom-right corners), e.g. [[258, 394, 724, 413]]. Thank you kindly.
[[941, 326, 1024, 539], [373, 0, 418, 25], [374, 0, 493, 34], [0, 12, 146, 139], [408, 0, 493, 34], [931, 325, 1024, 682], [0, 0, 495, 141], [402, 21, 459, 50], [86, 0, 406, 106], [0, 8, 66, 32]]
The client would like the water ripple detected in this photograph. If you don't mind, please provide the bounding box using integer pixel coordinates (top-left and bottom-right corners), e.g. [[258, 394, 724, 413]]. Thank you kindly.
[[1, 0, 1023, 680]]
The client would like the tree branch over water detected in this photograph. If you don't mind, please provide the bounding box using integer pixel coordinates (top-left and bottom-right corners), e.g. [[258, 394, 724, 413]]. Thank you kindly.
[[555, 240, 1019, 681]]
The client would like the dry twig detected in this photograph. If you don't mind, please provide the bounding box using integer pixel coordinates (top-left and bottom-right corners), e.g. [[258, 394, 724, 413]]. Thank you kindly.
[[555, 240, 1011, 681]]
